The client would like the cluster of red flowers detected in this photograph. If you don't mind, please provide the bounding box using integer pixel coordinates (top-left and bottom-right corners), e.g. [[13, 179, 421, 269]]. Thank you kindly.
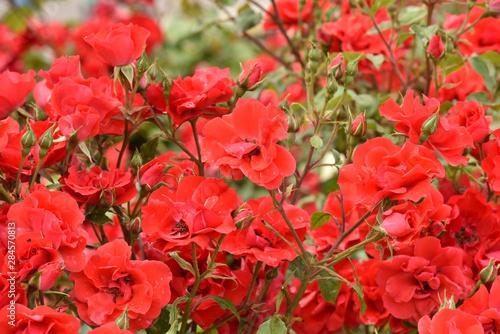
[[1, 0, 500, 333]]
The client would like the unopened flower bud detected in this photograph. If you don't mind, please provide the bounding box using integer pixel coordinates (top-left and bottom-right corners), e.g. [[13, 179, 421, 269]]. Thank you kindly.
[[239, 62, 263, 90], [490, 0, 500, 12], [38, 125, 55, 159], [131, 149, 142, 173], [33, 106, 48, 121], [100, 188, 116, 207], [351, 113, 367, 138], [419, 112, 439, 143], [479, 259, 498, 284], [21, 123, 37, 156], [115, 306, 130, 330], [427, 35, 445, 60], [136, 51, 149, 74]]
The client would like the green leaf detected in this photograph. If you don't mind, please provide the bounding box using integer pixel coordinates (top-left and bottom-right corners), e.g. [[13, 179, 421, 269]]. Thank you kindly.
[[317, 275, 341, 304], [236, 5, 262, 31], [146, 307, 170, 334], [169, 252, 195, 275], [369, 0, 397, 17], [310, 211, 333, 230], [140, 136, 159, 164], [201, 296, 240, 320], [466, 91, 491, 104], [397, 32, 414, 47], [399, 6, 427, 25], [290, 255, 306, 281], [86, 208, 114, 225], [479, 51, 500, 65], [78, 141, 93, 163], [469, 56, 497, 95], [310, 135, 323, 150], [255, 316, 287, 334], [366, 54, 385, 70], [439, 54, 465, 76], [120, 64, 135, 87]]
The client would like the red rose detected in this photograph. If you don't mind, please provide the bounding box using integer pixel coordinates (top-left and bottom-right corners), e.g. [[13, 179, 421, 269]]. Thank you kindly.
[[202, 98, 296, 189], [381, 187, 451, 250], [147, 67, 234, 127], [418, 308, 483, 334], [84, 23, 150, 66], [356, 260, 389, 326], [71, 239, 172, 332], [222, 196, 309, 267], [458, 277, 500, 333], [0, 304, 80, 334], [447, 100, 492, 144], [338, 138, 444, 208], [0, 70, 36, 119], [58, 105, 100, 142], [142, 176, 238, 251], [7, 190, 88, 272], [441, 189, 499, 258], [379, 90, 439, 144], [376, 237, 475, 323], [15, 233, 61, 290], [429, 63, 486, 102], [88, 322, 133, 334], [482, 136, 500, 195], [37, 55, 82, 89], [0, 120, 66, 181], [60, 166, 136, 206], [47, 76, 124, 135]]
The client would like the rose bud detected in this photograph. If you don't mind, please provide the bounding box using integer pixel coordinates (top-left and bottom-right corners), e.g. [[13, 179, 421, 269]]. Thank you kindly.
[[351, 113, 367, 138], [238, 62, 263, 90], [427, 35, 444, 59]]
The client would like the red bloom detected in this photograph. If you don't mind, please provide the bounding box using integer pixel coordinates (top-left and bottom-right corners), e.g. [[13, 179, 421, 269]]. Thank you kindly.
[[202, 98, 296, 189], [447, 100, 492, 144], [58, 105, 100, 142], [356, 260, 389, 326], [222, 196, 309, 267], [376, 237, 475, 323], [37, 55, 82, 89], [379, 90, 439, 144], [380, 90, 474, 166], [381, 187, 450, 250], [0, 304, 80, 334], [441, 189, 500, 258], [418, 308, 483, 334], [482, 135, 500, 195], [147, 67, 234, 127], [7, 190, 88, 272], [458, 277, 500, 333], [84, 23, 150, 66], [142, 176, 238, 251], [70, 240, 172, 332], [338, 138, 444, 208], [15, 233, 61, 290], [47, 76, 124, 135], [88, 322, 133, 334], [0, 70, 36, 119], [60, 166, 136, 206]]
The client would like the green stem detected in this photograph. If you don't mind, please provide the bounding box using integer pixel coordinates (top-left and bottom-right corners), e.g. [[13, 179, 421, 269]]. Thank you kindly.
[[0, 183, 14, 204], [179, 243, 201, 334]]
